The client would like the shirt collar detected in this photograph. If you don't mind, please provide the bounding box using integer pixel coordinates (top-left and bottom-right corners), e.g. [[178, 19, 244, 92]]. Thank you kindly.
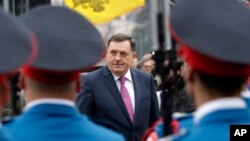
[[194, 97, 246, 123], [113, 69, 133, 82], [24, 98, 75, 111]]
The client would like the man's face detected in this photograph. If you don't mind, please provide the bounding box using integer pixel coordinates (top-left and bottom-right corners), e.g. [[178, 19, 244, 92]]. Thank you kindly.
[[106, 41, 135, 76], [141, 61, 153, 74]]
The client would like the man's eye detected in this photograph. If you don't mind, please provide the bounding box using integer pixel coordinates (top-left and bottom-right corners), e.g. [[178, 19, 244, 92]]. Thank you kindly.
[[110, 51, 117, 55], [121, 52, 128, 57]]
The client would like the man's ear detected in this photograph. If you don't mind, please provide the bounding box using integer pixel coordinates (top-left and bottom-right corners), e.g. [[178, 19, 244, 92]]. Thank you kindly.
[[18, 73, 26, 90], [183, 64, 196, 104], [0, 78, 9, 107], [76, 79, 80, 93], [183, 63, 195, 83], [133, 52, 137, 59], [104, 50, 108, 60]]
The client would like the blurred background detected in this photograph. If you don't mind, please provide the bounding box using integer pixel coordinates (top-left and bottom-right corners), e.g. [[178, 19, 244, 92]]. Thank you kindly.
[[0, 0, 189, 118], [0, 0, 175, 59]]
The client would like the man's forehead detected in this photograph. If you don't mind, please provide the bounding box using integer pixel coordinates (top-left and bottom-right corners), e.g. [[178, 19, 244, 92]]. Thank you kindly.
[[109, 40, 131, 46], [108, 41, 133, 51]]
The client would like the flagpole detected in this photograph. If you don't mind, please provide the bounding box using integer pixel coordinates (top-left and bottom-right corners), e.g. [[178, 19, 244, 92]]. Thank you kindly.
[[154, 0, 173, 136], [164, 0, 172, 50], [150, 0, 159, 50], [3, 0, 9, 12]]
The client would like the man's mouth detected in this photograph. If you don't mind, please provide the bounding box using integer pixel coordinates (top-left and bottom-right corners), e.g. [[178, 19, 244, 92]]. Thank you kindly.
[[114, 64, 123, 67]]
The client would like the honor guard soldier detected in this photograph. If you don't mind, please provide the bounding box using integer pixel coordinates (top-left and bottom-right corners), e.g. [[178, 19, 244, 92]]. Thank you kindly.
[[171, 0, 250, 140], [143, 0, 250, 140], [3, 5, 124, 141], [0, 9, 37, 141]]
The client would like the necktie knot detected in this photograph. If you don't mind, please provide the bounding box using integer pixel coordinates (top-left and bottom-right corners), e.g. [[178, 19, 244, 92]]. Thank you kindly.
[[119, 76, 126, 85]]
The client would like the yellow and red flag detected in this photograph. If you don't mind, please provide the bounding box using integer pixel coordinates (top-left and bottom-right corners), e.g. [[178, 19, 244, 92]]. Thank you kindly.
[[64, 0, 145, 24]]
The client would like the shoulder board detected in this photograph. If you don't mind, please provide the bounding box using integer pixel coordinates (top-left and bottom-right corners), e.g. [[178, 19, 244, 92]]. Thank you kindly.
[[170, 128, 190, 141], [2, 116, 14, 124], [173, 112, 194, 120]]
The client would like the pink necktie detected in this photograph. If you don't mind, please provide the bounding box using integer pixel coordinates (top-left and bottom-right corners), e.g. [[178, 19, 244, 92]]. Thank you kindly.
[[119, 76, 134, 122]]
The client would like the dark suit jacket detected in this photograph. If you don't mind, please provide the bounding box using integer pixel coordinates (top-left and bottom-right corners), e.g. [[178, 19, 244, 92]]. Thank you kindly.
[[77, 66, 160, 141]]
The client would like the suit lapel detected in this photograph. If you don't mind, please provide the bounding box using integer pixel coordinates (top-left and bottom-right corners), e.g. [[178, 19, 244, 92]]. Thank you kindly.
[[131, 69, 142, 124], [102, 66, 132, 123]]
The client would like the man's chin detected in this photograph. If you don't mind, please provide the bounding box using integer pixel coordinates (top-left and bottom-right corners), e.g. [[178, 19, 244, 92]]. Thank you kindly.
[[113, 67, 124, 71], [113, 70, 123, 74], [112, 70, 125, 76]]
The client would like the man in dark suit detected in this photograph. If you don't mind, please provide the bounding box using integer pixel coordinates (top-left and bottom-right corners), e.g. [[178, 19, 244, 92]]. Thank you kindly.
[[77, 33, 160, 141]]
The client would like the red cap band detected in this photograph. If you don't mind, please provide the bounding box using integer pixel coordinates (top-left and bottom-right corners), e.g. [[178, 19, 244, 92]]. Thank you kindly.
[[179, 45, 250, 77], [22, 67, 80, 84]]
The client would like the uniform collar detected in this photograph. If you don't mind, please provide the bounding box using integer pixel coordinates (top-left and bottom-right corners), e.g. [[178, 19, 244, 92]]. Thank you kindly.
[[194, 97, 246, 123], [24, 98, 75, 111]]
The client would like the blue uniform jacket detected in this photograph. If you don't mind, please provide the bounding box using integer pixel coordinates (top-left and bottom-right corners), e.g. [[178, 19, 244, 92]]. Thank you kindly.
[[175, 108, 250, 141], [143, 98, 250, 141], [3, 104, 125, 141], [0, 128, 13, 141]]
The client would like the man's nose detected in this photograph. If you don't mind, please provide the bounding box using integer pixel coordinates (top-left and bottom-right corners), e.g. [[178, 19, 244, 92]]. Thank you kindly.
[[114, 53, 122, 60]]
